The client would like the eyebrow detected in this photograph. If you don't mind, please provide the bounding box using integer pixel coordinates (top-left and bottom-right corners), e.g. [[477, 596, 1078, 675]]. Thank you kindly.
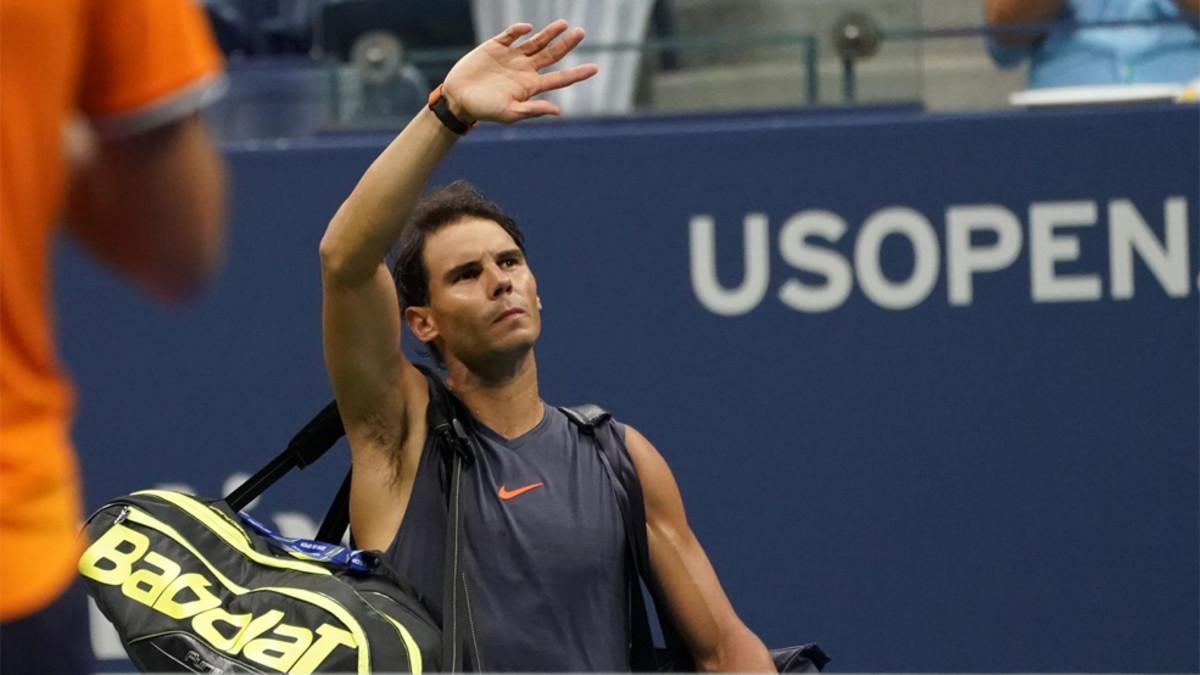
[[443, 260, 480, 284], [442, 248, 524, 284], [496, 248, 524, 262]]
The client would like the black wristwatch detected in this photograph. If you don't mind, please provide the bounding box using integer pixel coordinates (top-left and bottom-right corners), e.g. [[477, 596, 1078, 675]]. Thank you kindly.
[[427, 84, 475, 135]]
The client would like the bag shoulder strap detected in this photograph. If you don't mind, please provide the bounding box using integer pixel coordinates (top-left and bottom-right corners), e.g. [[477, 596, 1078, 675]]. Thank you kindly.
[[559, 403, 611, 428], [561, 407, 691, 672], [224, 400, 345, 512], [418, 365, 483, 673]]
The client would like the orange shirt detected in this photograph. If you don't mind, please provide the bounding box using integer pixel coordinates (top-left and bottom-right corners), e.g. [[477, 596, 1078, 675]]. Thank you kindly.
[[0, 0, 222, 621]]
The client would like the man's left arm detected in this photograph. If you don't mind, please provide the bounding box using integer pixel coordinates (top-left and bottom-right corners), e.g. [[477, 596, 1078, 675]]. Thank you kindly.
[[624, 425, 776, 672]]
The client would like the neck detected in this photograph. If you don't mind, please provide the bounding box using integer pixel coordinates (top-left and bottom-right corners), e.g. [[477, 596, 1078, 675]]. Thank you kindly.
[[444, 351, 541, 440]]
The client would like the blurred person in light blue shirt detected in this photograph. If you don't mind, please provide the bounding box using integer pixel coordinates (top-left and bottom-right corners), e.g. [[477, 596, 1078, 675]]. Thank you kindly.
[[986, 0, 1200, 87]]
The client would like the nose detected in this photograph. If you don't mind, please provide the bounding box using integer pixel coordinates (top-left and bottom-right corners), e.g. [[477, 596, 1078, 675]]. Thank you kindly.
[[487, 263, 513, 299]]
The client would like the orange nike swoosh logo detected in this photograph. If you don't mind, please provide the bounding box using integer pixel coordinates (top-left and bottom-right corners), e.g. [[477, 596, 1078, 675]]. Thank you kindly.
[[498, 481, 545, 500]]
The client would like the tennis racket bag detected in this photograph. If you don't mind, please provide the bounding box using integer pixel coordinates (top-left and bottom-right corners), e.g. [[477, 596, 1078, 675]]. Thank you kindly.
[[79, 368, 477, 673], [80, 489, 438, 673]]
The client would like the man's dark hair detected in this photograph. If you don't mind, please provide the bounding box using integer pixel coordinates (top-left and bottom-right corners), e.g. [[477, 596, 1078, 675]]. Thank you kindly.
[[391, 180, 526, 364]]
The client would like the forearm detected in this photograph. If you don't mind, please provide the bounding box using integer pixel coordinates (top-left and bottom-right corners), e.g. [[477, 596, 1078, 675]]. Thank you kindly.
[[986, 0, 1066, 46], [627, 426, 775, 673], [319, 106, 461, 285]]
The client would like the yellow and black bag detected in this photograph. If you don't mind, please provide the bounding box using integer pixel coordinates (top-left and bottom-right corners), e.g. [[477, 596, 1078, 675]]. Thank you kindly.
[[80, 489, 438, 673], [80, 368, 478, 673]]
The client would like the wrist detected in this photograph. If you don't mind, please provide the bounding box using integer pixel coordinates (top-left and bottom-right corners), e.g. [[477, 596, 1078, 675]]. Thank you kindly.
[[427, 84, 476, 135], [440, 85, 475, 125]]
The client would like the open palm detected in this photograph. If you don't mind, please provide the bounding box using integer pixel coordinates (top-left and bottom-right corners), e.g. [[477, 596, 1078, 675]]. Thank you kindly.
[[442, 21, 599, 124]]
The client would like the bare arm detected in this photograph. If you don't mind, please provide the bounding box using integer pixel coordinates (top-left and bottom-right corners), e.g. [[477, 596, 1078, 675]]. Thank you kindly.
[[318, 20, 598, 550], [1174, 0, 1200, 14], [63, 113, 227, 303], [985, 0, 1066, 47], [318, 105, 454, 550], [625, 426, 775, 672]]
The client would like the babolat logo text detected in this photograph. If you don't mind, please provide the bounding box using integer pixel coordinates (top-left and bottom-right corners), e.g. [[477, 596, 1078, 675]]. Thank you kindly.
[[79, 522, 355, 673]]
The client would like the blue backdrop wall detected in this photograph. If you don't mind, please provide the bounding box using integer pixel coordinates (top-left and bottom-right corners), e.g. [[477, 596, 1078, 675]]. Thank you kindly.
[[57, 104, 1199, 672]]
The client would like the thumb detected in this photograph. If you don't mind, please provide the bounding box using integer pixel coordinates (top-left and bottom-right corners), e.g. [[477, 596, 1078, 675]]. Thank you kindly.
[[511, 99, 562, 118]]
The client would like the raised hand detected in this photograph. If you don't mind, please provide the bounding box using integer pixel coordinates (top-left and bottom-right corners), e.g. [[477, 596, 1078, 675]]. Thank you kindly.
[[441, 20, 600, 124]]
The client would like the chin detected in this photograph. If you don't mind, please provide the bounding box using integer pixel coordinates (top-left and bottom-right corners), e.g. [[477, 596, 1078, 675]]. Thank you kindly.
[[491, 332, 538, 360]]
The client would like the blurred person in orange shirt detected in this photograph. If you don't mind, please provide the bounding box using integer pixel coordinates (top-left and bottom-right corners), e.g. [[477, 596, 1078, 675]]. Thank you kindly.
[[0, 1, 228, 671]]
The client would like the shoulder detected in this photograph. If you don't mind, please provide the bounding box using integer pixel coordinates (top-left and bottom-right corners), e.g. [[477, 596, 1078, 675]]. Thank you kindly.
[[620, 423, 650, 455], [619, 424, 677, 495], [549, 403, 650, 461]]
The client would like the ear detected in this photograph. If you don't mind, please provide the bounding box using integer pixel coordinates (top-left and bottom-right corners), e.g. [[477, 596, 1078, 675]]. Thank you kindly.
[[404, 306, 439, 345]]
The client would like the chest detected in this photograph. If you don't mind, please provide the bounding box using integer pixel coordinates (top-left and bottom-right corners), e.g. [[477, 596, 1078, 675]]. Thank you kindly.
[[462, 424, 627, 582]]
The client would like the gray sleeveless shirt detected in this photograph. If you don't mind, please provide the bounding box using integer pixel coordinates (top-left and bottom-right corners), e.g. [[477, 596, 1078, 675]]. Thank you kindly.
[[383, 402, 631, 672]]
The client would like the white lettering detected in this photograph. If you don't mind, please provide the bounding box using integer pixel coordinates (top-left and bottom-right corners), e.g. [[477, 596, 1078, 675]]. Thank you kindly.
[[1030, 201, 1101, 302], [946, 205, 1023, 305], [777, 210, 852, 312], [1109, 197, 1190, 299], [854, 207, 940, 310], [687, 197, 1192, 316], [689, 214, 770, 316]]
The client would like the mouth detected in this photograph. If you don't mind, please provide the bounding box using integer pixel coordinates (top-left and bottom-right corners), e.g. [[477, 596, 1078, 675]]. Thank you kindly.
[[493, 308, 526, 323]]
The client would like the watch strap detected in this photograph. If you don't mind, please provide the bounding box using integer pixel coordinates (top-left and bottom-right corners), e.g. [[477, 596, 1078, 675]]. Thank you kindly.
[[427, 84, 474, 135]]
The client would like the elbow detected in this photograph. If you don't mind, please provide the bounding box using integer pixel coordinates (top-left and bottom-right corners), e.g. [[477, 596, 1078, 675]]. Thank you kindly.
[[319, 204, 371, 287], [691, 632, 730, 673], [694, 647, 737, 674], [319, 229, 352, 287], [693, 650, 723, 673], [158, 211, 227, 304], [318, 227, 340, 271], [695, 626, 775, 673]]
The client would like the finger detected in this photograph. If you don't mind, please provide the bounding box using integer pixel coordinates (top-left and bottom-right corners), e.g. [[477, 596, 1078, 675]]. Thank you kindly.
[[494, 23, 533, 47], [510, 99, 562, 119], [534, 64, 599, 95], [532, 26, 586, 69], [518, 19, 568, 56]]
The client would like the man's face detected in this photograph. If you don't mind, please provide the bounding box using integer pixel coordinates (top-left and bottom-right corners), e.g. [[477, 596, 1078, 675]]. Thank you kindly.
[[413, 217, 541, 366]]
